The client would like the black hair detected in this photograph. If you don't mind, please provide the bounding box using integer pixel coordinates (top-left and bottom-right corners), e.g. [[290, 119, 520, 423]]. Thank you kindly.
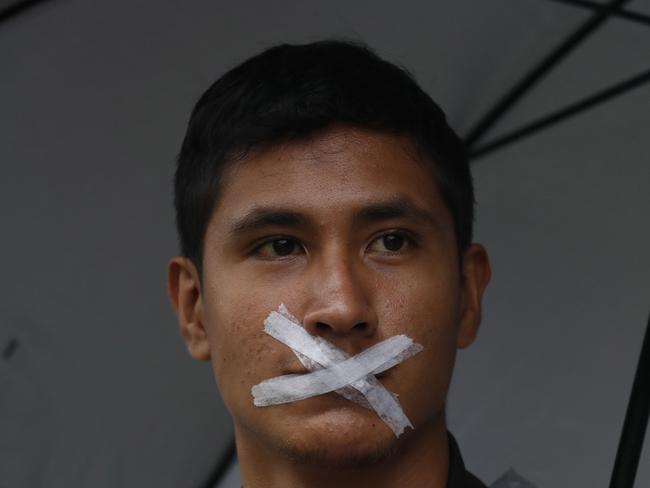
[[174, 40, 474, 275]]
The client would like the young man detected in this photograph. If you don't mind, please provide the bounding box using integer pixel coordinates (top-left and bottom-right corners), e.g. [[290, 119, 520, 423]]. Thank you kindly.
[[167, 40, 491, 487]]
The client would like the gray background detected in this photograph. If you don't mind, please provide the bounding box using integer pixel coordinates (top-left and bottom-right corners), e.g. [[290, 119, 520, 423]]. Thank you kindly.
[[1, 1, 649, 487]]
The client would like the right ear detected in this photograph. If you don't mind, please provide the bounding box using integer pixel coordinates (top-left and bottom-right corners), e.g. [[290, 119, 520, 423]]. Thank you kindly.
[[166, 256, 211, 361]]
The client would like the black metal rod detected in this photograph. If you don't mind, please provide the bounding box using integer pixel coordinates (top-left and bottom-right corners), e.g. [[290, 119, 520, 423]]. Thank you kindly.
[[546, 0, 650, 27], [469, 68, 650, 160], [0, 0, 53, 24], [609, 311, 650, 488], [464, 0, 631, 148], [200, 438, 237, 488]]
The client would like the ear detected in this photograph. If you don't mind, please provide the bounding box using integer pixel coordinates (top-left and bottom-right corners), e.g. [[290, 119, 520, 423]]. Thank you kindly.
[[456, 244, 491, 349], [167, 256, 211, 361]]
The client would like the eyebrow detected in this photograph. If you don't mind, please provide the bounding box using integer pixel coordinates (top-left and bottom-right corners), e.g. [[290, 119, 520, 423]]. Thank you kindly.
[[228, 208, 311, 237], [355, 198, 439, 229], [227, 198, 439, 238]]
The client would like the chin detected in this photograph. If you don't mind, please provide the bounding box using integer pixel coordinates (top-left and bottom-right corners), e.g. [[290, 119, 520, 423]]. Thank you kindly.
[[279, 436, 399, 469], [269, 399, 403, 468]]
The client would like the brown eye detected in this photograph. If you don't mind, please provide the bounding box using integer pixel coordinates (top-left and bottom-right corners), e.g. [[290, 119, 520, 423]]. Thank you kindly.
[[382, 233, 405, 251], [368, 232, 413, 253], [271, 238, 296, 256], [253, 237, 302, 258]]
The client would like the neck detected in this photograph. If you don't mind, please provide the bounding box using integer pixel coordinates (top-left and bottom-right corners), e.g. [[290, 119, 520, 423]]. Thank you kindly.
[[236, 412, 450, 488]]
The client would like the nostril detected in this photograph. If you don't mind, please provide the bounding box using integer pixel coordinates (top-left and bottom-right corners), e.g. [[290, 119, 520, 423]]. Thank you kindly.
[[313, 322, 369, 333]]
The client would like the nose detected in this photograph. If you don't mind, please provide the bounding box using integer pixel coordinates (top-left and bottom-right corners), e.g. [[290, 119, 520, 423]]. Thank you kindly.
[[301, 254, 378, 340]]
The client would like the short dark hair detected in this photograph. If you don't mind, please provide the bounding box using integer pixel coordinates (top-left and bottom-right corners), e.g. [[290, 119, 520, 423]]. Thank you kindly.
[[174, 40, 474, 275]]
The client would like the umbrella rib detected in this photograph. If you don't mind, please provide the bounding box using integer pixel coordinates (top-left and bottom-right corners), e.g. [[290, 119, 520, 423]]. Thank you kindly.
[[463, 0, 632, 149], [198, 437, 237, 488], [0, 0, 54, 25], [608, 311, 650, 488], [469, 68, 650, 160], [545, 0, 650, 27]]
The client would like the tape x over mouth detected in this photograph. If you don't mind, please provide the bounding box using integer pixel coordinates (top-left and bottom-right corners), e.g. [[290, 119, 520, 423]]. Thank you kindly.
[[251, 304, 424, 437]]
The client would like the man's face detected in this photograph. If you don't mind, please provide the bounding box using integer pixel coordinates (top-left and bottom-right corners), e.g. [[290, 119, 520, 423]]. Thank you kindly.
[[170, 127, 489, 464]]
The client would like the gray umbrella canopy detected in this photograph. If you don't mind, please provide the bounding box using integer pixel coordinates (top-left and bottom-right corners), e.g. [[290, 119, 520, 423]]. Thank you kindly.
[[1, 1, 649, 487]]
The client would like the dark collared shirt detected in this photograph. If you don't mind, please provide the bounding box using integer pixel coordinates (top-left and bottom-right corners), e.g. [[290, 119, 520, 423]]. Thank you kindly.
[[447, 431, 487, 488]]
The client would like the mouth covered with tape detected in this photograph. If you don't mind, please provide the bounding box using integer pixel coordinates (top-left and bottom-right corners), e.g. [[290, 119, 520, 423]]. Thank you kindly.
[[251, 304, 424, 437]]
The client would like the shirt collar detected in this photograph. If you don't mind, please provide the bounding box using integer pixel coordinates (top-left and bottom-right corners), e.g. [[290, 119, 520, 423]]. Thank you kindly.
[[446, 431, 487, 488]]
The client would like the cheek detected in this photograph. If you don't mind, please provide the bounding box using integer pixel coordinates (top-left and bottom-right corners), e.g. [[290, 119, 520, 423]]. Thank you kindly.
[[375, 265, 461, 422], [200, 283, 280, 408], [377, 262, 461, 340], [401, 273, 461, 379], [210, 314, 265, 377]]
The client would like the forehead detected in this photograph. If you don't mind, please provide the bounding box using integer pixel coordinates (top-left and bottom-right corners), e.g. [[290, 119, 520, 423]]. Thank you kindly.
[[210, 127, 450, 228]]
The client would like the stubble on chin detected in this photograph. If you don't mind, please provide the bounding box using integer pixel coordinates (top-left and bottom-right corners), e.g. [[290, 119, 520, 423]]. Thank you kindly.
[[273, 427, 402, 469]]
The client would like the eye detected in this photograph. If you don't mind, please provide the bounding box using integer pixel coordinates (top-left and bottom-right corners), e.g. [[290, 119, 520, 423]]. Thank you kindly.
[[253, 237, 302, 258], [367, 231, 414, 253]]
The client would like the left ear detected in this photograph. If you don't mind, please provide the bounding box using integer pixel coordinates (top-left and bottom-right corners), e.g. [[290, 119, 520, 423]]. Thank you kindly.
[[456, 243, 491, 349]]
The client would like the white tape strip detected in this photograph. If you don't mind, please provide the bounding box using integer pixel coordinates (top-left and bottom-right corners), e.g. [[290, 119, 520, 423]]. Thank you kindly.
[[252, 334, 415, 403], [251, 305, 423, 437]]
